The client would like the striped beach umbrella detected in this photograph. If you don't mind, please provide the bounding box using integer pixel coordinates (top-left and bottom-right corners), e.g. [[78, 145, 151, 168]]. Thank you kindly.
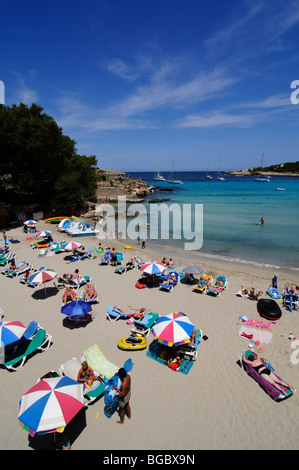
[[152, 312, 194, 347], [141, 262, 166, 275], [27, 269, 57, 286], [61, 241, 82, 251], [24, 220, 37, 225], [36, 230, 52, 238], [182, 265, 204, 275], [0, 320, 26, 347], [18, 376, 85, 435]]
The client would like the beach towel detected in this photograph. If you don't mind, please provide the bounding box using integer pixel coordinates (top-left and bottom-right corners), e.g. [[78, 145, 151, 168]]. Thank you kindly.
[[84, 344, 118, 380], [239, 316, 274, 330], [146, 342, 194, 375], [239, 326, 272, 344]]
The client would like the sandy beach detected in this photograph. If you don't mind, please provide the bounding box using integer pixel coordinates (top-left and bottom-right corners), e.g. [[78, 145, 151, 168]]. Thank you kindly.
[[0, 220, 298, 451]]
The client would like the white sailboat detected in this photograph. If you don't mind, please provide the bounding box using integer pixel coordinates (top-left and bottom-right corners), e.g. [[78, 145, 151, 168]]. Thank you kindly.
[[217, 157, 225, 180], [254, 153, 270, 182], [167, 160, 183, 184], [153, 163, 166, 182], [206, 165, 213, 179]]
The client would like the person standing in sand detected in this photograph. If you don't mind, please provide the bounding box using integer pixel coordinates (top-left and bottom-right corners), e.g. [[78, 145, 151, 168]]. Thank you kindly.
[[113, 368, 131, 424]]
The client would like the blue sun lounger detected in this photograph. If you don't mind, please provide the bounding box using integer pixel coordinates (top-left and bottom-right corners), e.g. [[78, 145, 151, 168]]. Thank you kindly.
[[106, 305, 130, 321], [159, 272, 179, 292]]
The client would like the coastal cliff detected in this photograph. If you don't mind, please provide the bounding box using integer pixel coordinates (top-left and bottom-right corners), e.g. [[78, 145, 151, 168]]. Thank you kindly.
[[95, 168, 156, 202]]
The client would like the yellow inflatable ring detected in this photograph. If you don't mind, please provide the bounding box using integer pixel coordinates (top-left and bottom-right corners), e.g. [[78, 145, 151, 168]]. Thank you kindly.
[[124, 245, 132, 249]]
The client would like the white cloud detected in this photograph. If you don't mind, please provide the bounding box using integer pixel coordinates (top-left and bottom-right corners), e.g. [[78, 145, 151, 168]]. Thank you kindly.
[[176, 111, 262, 129]]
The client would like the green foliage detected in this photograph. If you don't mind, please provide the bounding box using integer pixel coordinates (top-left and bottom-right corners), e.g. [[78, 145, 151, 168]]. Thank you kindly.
[[262, 161, 299, 173], [252, 161, 299, 174], [0, 103, 97, 210]]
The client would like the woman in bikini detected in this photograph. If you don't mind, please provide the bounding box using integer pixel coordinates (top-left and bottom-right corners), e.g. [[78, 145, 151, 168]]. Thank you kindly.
[[243, 352, 294, 396], [84, 282, 98, 301]]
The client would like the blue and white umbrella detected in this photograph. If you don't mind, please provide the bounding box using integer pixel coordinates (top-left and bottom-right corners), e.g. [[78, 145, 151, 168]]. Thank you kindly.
[[18, 376, 85, 435], [61, 300, 92, 318], [24, 220, 37, 225]]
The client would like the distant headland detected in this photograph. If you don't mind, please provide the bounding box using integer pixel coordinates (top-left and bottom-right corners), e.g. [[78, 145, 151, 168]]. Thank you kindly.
[[225, 160, 299, 177]]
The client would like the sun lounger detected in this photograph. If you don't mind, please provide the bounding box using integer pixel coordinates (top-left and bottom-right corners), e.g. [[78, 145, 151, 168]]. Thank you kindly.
[[176, 328, 202, 361], [2, 327, 52, 371], [54, 275, 91, 290], [206, 276, 228, 296], [106, 305, 130, 321], [193, 275, 213, 293], [235, 288, 263, 300], [240, 350, 293, 401], [66, 249, 95, 263], [5, 262, 32, 278], [131, 312, 160, 336], [59, 357, 105, 405], [282, 291, 299, 312], [159, 272, 179, 292], [83, 344, 119, 380], [0, 252, 16, 266], [114, 264, 135, 274], [51, 241, 66, 254]]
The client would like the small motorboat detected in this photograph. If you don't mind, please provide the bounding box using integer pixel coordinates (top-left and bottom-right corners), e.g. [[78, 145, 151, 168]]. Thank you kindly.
[[117, 334, 147, 351]]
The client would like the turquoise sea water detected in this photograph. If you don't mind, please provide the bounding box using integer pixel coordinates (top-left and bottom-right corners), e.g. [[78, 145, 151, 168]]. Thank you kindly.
[[126, 172, 299, 271]]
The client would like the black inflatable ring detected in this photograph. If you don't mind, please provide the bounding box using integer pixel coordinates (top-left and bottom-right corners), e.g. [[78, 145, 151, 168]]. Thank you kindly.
[[257, 298, 282, 320]]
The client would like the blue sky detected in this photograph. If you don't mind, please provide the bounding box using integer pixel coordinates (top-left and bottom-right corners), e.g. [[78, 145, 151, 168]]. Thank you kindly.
[[1, 0, 299, 172]]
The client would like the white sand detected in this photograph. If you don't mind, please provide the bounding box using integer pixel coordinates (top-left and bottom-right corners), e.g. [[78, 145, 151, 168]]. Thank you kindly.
[[0, 221, 298, 450]]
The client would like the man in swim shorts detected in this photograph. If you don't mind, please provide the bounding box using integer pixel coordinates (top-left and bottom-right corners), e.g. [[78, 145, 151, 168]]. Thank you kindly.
[[112, 368, 131, 424]]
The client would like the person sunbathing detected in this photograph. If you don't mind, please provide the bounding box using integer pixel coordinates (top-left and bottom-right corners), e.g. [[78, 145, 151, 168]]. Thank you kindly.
[[240, 287, 260, 299], [62, 287, 77, 304], [243, 352, 294, 397], [84, 282, 98, 301], [77, 361, 103, 388], [189, 328, 197, 346], [207, 278, 224, 290], [161, 273, 176, 286], [286, 285, 299, 295], [113, 306, 145, 317], [9, 258, 16, 271], [197, 276, 206, 288], [12, 262, 31, 273], [168, 258, 174, 268]]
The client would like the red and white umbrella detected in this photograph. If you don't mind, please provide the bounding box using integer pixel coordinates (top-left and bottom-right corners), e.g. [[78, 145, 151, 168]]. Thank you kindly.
[[152, 312, 195, 347], [0, 320, 26, 347], [18, 376, 85, 435], [27, 269, 57, 286], [61, 241, 81, 251], [36, 230, 52, 238], [141, 262, 166, 275]]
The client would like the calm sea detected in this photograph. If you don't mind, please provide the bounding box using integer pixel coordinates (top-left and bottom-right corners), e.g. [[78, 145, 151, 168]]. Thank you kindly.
[[125, 171, 299, 272]]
